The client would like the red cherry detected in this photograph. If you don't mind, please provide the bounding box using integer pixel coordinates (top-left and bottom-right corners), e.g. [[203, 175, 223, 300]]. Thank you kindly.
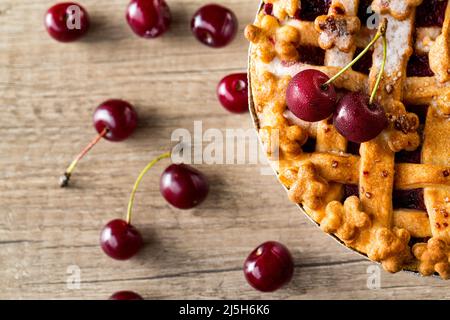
[[45, 2, 90, 42], [100, 219, 143, 260], [60, 99, 138, 187], [109, 291, 143, 300], [126, 0, 171, 39], [191, 4, 238, 48], [333, 92, 388, 143], [93, 99, 138, 142], [160, 164, 209, 209], [286, 69, 337, 122], [244, 241, 294, 292], [217, 73, 248, 113]]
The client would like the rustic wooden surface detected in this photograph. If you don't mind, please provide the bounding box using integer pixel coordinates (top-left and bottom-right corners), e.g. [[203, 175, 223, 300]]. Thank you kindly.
[[1, 0, 449, 300]]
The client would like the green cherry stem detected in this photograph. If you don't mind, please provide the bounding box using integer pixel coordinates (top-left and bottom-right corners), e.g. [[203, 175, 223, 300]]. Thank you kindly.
[[60, 127, 108, 188], [126, 152, 171, 225], [369, 33, 387, 104], [324, 18, 388, 87]]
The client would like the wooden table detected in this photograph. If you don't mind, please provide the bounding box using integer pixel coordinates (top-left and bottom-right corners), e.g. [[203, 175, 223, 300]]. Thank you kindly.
[[1, 0, 449, 300]]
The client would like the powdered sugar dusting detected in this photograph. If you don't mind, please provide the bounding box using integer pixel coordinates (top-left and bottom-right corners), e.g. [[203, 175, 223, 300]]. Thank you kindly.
[[415, 27, 441, 53], [260, 57, 309, 77], [388, 0, 408, 14], [373, 14, 413, 76], [338, 0, 357, 13], [326, 47, 353, 67]]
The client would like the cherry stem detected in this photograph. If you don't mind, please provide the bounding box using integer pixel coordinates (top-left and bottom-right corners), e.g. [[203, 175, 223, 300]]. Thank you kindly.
[[60, 128, 108, 188], [369, 33, 387, 104], [126, 152, 171, 225], [324, 18, 388, 87]]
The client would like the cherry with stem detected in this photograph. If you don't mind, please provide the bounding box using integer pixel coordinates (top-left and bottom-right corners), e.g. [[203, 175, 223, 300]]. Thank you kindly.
[[100, 152, 209, 260], [60, 128, 108, 187], [100, 152, 170, 260], [126, 152, 172, 224], [60, 99, 138, 188], [323, 18, 388, 87], [333, 19, 389, 143], [286, 19, 387, 122]]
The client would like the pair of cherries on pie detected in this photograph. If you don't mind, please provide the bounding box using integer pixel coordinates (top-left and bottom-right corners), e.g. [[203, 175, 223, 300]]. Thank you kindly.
[[45, 1, 238, 48], [286, 21, 389, 143]]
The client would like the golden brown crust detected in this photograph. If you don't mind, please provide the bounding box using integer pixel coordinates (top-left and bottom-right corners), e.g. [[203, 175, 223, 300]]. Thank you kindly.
[[278, 153, 450, 188], [315, 13, 361, 53], [266, 0, 300, 20], [413, 238, 450, 279], [247, 0, 450, 279], [393, 209, 431, 238], [429, 1, 450, 83], [322, 196, 371, 243], [287, 161, 329, 210], [368, 227, 412, 273]]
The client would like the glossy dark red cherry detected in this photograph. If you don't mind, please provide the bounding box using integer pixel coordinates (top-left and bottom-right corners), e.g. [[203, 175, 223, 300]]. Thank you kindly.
[[217, 73, 248, 113], [244, 241, 294, 292], [191, 4, 238, 48], [109, 291, 143, 300], [45, 2, 90, 42], [286, 69, 337, 122], [100, 219, 143, 260], [60, 99, 138, 187], [160, 164, 209, 209], [94, 99, 138, 142], [126, 0, 171, 38], [333, 92, 388, 143]]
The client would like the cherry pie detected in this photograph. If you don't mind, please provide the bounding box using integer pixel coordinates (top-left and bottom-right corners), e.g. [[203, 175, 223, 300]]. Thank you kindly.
[[245, 0, 450, 278]]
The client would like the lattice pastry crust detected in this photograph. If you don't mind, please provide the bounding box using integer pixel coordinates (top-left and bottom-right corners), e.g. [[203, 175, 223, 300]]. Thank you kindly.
[[246, 0, 450, 278]]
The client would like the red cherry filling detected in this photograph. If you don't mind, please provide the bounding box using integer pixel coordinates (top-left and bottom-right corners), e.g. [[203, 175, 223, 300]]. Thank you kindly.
[[295, 0, 332, 21], [415, 0, 448, 27], [191, 4, 238, 48], [407, 54, 434, 77], [244, 241, 294, 292], [333, 92, 388, 143], [109, 291, 143, 300], [352, 47, 373, 75], [160, 164, 209, 209], [263, 3, 273, 15], [347, 142, 361, 155], [344, 184, 359, 198], [126, 0, 172, 39], [45, 2, 90, 42], [217, 73, 248, 113], [286, 69, 337, 122], [393, 189, 426, 211], [395, 148, 422, 164], [302, 138, 317, 153], [357, 0, 374, 25], [100, 219, 143, 260], [297, 45, 326, 66]]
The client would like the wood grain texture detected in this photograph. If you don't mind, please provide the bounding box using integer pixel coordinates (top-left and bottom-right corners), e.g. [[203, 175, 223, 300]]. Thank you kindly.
[[0, 0, 449, 300]]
